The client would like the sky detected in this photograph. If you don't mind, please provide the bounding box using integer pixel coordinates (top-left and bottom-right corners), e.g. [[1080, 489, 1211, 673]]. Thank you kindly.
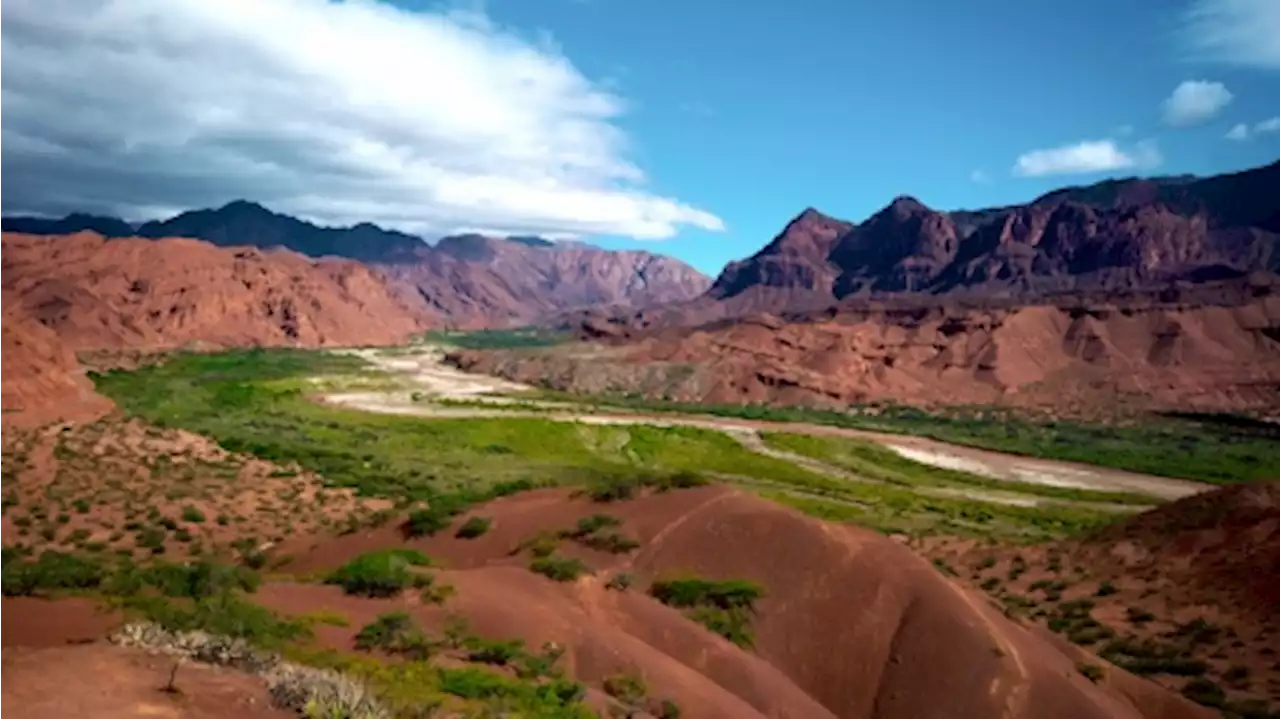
[[2, 0, 1278, 275]]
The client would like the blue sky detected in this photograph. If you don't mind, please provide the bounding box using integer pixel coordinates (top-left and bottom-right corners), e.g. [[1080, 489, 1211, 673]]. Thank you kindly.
[[451, 0, 1280, 274], [4, 0, 1277, 276]]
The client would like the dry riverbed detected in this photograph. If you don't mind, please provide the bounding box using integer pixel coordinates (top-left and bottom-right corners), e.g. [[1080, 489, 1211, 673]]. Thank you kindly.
[[318, 347, 1210, 510]]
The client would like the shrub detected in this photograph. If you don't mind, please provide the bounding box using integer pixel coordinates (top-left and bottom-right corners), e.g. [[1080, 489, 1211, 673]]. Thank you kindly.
[[465, 637, 525, 666], [578, 532, 640, 554], [1076, 662, 1105, 683], [1125, 607, 1154, 625], [649, 578, 764, 610], [325, 549, 432, 598], [602, 673, 647, 706], [1180, 678, 1226, 708], [649, 577, 765, 648], [566, 514, 621, 538], [454, 516, 492, 539], [181, 506, 207, 523], [529, 555, 588, 582], [2, 550, 105, 596], [355, 612, 415, 651], [404, 494, 471, 537], [1095, 580, 1118, 597], [655, 698, 682, 719], [585, 476, 641, 503], [606, 573, 634, 591]]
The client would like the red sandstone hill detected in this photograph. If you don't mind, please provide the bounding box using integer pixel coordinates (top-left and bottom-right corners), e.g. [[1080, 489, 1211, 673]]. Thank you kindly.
[[452, 277, 1280, 415], [267, 485, 1210, 719], [0, 231, 431, 425], [379, 233, 711, 329], [2, 201, 712, 329]]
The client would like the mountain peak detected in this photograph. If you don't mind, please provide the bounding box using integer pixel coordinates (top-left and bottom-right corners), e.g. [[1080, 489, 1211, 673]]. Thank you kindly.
[[886, 195, 930, 214], [215, 199, 274, 217]]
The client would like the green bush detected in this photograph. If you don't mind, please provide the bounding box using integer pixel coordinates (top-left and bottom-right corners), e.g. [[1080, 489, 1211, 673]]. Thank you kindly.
[[649, 577, 765, 648], [455, 516, 492, 539], [649, 578, 764, 610], [465, 637, 525, 666], [354, 611, 432, 659], [181, 506, 207, 523], [529, 555, 588, 582], [325, 549, 433, 598], [2, 551, 105, 596], [566, 514, 621, 537], [602, 673, 647, 705], [1095, 580, 1118, 597], [128, 592, 310, 649], [579, 532, 640, 554]]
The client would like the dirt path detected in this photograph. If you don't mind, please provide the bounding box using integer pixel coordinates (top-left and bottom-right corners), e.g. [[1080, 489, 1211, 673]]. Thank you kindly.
[[318, 348, 1211, 504]]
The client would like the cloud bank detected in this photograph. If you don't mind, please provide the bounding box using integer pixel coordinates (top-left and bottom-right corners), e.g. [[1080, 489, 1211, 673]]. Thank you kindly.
[[1161, 80, 1233, 127], [1181, 0, 1280, 69], [1011, 139, 1162, 178], [0, 0, 725, 240]]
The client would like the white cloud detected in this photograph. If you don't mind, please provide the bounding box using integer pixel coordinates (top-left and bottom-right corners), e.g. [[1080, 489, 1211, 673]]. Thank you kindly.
[[1223, 116, 1280, 140], [1161, 80, 1234, 126], [1256, 117, 1280, 133], [1011, 139, 1162, 178], [0, 0, 724, 240], [1181, 0, 1280, 69], [969, 169, 989, 184]]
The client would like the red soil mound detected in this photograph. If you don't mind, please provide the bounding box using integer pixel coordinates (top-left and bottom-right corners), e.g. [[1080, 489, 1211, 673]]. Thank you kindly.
[[2, 644, 289, 719], [275, 486, 1210, 719], [1, 231, 433, 426], [456, 290, 1280, 416]]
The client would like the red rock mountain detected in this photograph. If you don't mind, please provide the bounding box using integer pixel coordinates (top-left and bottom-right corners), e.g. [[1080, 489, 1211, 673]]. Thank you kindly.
[[381, 234, 711, 328], [455, 275, 1280, 416], [680, 160, 1279, 324], [1, 231, 431, 425], [2, 202, 712, 328]]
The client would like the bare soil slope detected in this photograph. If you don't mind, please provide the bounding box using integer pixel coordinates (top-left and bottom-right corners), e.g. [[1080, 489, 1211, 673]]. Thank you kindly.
[[1, 231, 432, 425], [454, 290, 1280, 415], [923, 481, 1280, 713], [1, 299, 115, 424], [275, 485, 1210, 719], [2, 644, 289, 719]]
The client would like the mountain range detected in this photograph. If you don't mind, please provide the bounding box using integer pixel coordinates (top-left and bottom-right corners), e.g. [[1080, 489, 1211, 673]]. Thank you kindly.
[[708, 160, 1279, 310], [1, 201, 712, 328]]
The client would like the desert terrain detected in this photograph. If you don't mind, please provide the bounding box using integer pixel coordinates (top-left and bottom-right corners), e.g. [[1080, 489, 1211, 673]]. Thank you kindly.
[[3, 163, 1278, 719]]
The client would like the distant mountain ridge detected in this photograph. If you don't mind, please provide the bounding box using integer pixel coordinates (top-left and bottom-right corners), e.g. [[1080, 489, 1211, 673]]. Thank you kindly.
[[707, 160, 1280, 311], [2, 201, 712, 328]]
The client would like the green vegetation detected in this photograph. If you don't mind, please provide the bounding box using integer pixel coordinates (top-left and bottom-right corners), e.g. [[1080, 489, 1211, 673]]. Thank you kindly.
[[532, 390, 1280, 485], [324, 549, 433, 598], [2, 550, 308, 649], [550, 514, 640, 554], [421, 328, 570, 350], [89, 349, 1142, 541], [529, 554, 589, 582], [353, 611, 435, 660], [649, 577, 764, 648], [454, 516, 492, 539]]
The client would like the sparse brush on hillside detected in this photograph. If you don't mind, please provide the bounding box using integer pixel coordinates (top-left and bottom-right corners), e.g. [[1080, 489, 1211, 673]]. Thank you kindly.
[[324, 549, 434, 598], [649, 577, 765, 648]]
